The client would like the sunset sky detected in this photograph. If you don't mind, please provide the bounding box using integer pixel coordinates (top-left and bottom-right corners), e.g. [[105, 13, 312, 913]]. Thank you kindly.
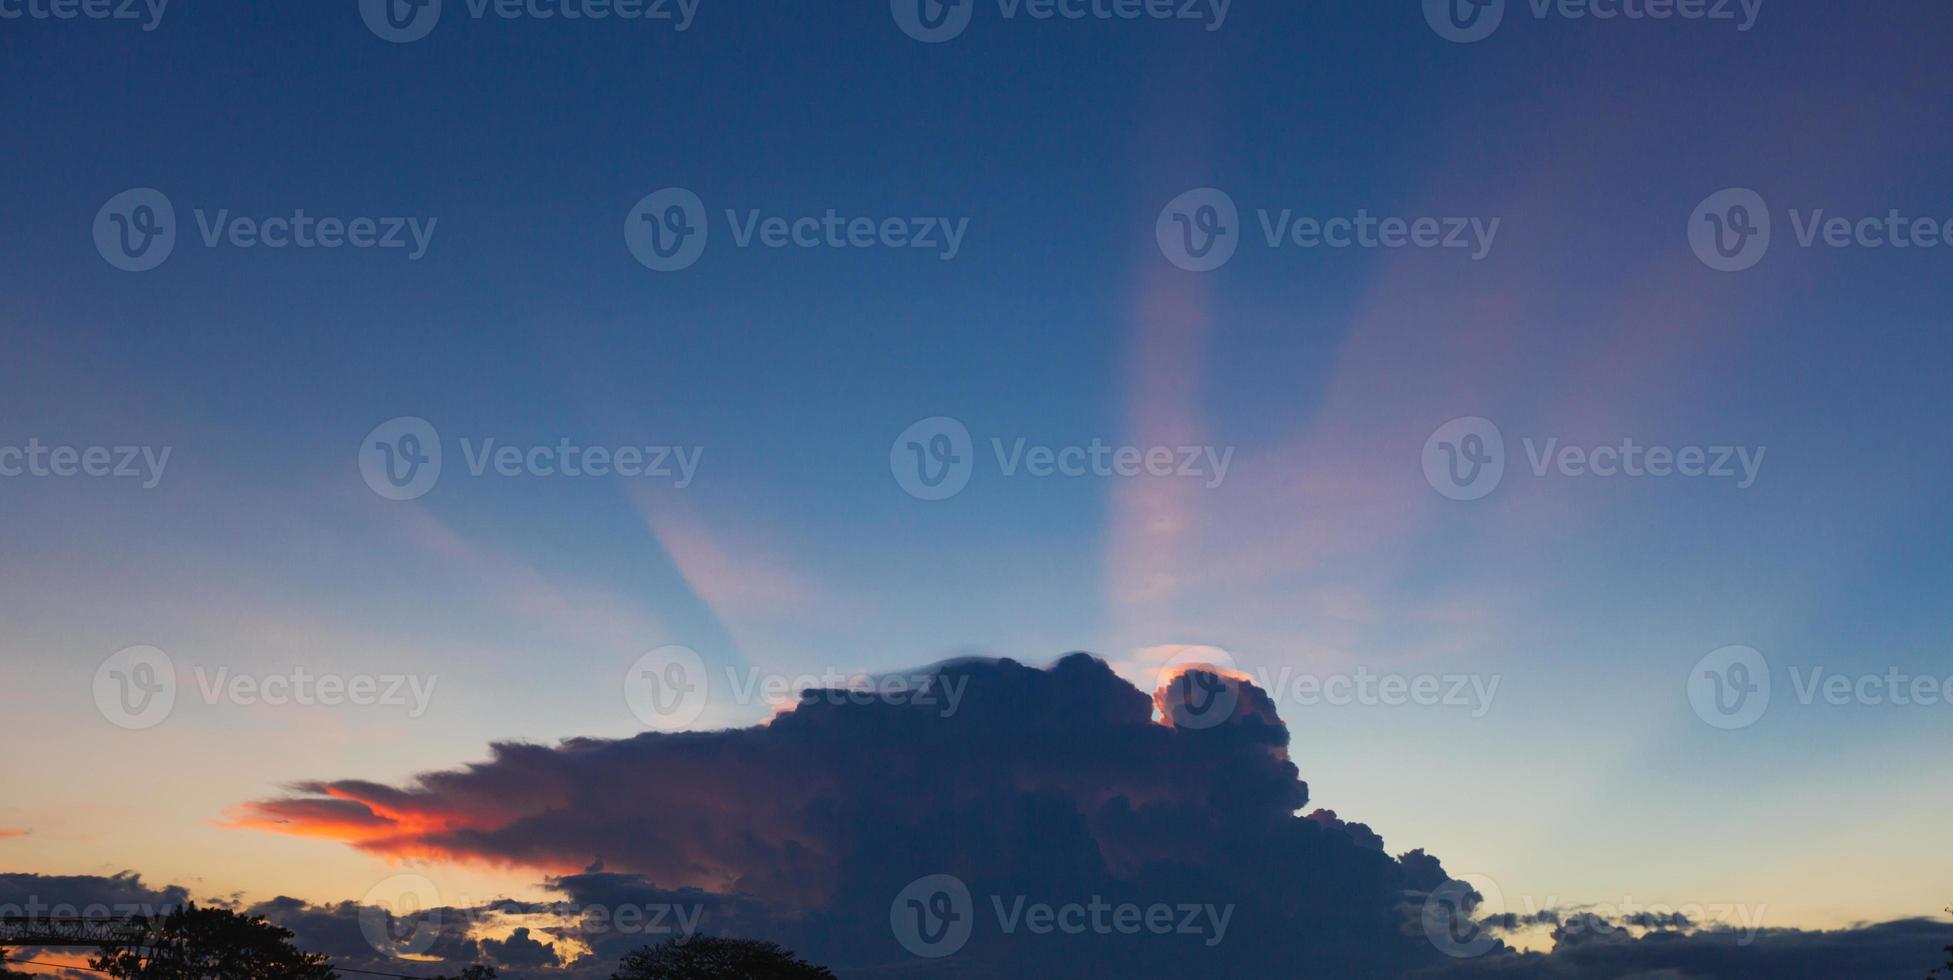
[[4, 1, 1953, 972]]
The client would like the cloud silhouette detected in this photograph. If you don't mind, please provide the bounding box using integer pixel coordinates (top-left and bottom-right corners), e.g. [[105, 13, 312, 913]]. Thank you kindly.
[[480, 926, 560, 969], [0, 871, 188, 917], [1422, 918, 1953, 979], [230, 654, 1464, 975]]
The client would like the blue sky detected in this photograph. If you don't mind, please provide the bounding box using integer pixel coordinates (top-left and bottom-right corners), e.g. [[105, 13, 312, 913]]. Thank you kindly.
[[3, 0, 1953, 945]]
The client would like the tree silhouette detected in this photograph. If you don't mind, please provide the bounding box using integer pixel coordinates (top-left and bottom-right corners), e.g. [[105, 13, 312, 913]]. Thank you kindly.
[[429, 967, 498, 980], [90, 905, 335, 980], [1931, 906, 1953, 980], [611, 937, 834, 980]]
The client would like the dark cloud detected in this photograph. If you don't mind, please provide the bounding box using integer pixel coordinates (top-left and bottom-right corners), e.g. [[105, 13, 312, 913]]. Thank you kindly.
[[481, 927, 559, 969], [0, 871, 188, 918], [1422, 919, 1953, 980], [231, 655, 1456, 976], [238, 893, 483, 967]]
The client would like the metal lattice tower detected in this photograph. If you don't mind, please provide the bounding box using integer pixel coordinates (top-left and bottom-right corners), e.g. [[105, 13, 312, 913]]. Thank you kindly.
[[0, 916, 169, 959]]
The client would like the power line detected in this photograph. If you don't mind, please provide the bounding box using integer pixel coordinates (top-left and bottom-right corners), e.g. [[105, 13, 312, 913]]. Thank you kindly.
[[3, 953, 448, 980], [5, 957, 119, 976]]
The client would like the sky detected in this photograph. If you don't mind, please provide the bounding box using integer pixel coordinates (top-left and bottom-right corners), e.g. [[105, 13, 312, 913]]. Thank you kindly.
[[4, 0, 1953, 975]]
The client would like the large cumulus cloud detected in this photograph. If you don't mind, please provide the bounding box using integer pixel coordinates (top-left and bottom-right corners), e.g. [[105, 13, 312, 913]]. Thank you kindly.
[[230, 654, 1456, 976]]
